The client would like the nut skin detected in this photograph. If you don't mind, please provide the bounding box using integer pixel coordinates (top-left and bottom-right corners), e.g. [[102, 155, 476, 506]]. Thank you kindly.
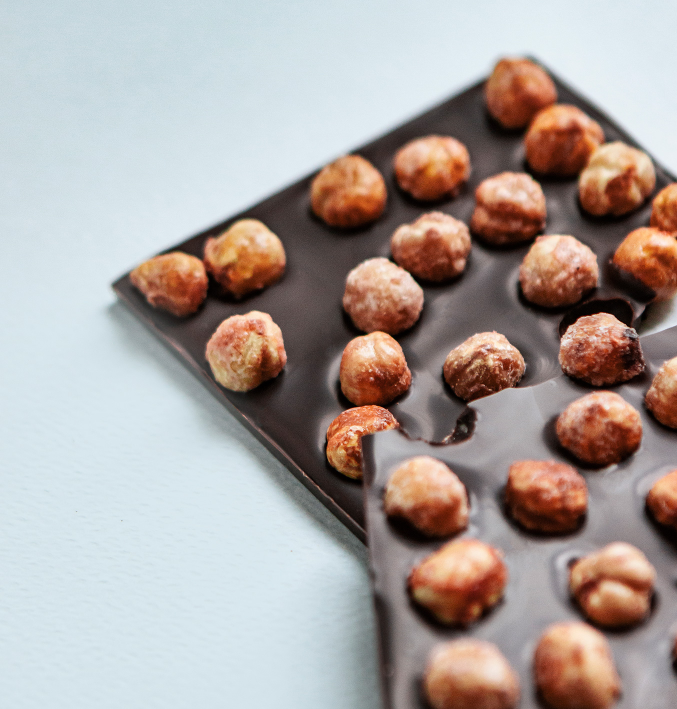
[[651, 183, 677, 233], [443, 332, 526, 402], [534, 621, 621, 709], [384, 456, 469, 538], [423, 639, 520, 709], [505, 460, 587, 534], [569, 542, 656, 628], [525, 104, 604, 176], [205, 311, 286, 392], [130, 252, 208, 316], [556, 391, 642, 467], [391, 212, 471, 282], [647, 470, 677, 528], [325, 405, 398, 480], [470, 172, 546, 245], [519, 234, 599, 307], [645, 356, 677, 428], [559, 313, 645, 386], [343, 257, 424, 335], [408, 538, 507, 625], [203, 219, 286, 298], [485, 57, 557, 130], [310, 154, 387, 228], [393, 135, 471, 201], [612, 227, 677, 301], [579, 142, 655, 217], [339, 332, 411, 406]]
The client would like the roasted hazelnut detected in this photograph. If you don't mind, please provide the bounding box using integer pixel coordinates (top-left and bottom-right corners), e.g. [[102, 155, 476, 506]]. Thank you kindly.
[[130, 252, 208, 316], [646, 469, 677, 528], [325, 405, 399, 480], [310, 154, 387, 228], [534, 622, 621, 709], [205, 311, 286, 392], [343, 257, 424, 335], [556, 391, 642, 467], [505, 460, 587, 533], [558, 313, 645, 386], [485, 57, 557, 130], [408, 538, 507, 625], [525, 104, 604, 176], [519, 234, 598, 307], [391, 212, 471, 282], [612, 227, 677, 301], [651, 183, 677, 233], [339, 332, 411, 406], [423, 639, 520, 709], [203, 219, 286, 298], [645, 356, 677, 428], [569, 542, 656, 627], [470, 172, 546, 245], [384, 456, 469, 537], [393, 135, 470, 201], [443, 332, 526, 402]]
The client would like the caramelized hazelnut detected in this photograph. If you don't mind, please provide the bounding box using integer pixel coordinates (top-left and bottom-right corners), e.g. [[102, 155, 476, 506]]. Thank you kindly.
[[645, 356, 677, 428], [646, 469, 677, 528], [650, 183, 677, 233]]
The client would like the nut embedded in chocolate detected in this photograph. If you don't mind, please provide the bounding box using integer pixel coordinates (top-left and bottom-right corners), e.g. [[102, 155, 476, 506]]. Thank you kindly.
[[651, 183, 677, 233], [384, 456, 469, 538], [646, 356, 677, 428], [647, 469, 677, 529]]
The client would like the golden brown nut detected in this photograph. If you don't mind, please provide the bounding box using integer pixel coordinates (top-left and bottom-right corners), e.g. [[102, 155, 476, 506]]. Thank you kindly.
[[519, 234, 598, 307], [470, 172, 546, 245], [423, 639, 520, 709], [612, 227, 677, 301], [393, 135, 470, 201], [130, 252, 208, 316], [505, 460, 587, 533], [310, 154, 387, 228], [325, 405, 399, 479], [646, 469, 677, 528], [408, 538, 507, 625], [485, 57, 557, 130], [339, 332, 411, 406], [569, 542, 656, 627], [556, 391, 642, 467], [651, 183, 677, 233], [391, 212, 471, 282], [384, 456, 469, 537], [205, 311, 286, 392], [534, 622, 621, 709], [343, 257, 424, 335], [645, 356, 677, 428], [203, 219, 286, 298], [525, 104, 604, 176], [558, 313, 645, 386], [443, 332, 526, 401]]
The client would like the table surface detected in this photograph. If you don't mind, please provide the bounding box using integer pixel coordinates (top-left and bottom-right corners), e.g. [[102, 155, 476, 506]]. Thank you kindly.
[[3, 2, 677, 707]]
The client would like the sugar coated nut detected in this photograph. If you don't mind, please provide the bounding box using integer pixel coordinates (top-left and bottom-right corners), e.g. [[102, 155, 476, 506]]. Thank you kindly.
[[485, 57, 557, 129], [612, 227, 677, 301], [646, 356, 677, 428], [203, 219, 286, 298], [130, 252, 208, 316], [391, 212, 471, 282], [325, 406, 398, 480], [534, 622, 621, 709], [651, 183, 677, 233], [205, 311, 286, 392], [423, 639, 520, 709], [393, 135, 470, 201], [556, 391, 642, 467], [384, 456, 469, 538], [647, 469, 677, 528], [443, 332, 526, 401], [339, 332, 411, 406], [470, 172, 546, 245], [310, 154, 387, 228], [408, 538, 507, 625], [519, 234, 598, 307], [525, 104, 604, 176], [343, 257, 424, 334], [558, 313, 645, 386], [505, 460, 587, 533], [570, 543, 655, 628]]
